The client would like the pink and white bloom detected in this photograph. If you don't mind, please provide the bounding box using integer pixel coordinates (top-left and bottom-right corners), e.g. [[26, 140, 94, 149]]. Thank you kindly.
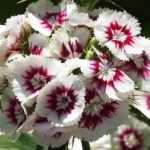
[[26, 0, 68, 36], [36, 75, 85, 127], [48, 27, 90, 59], [28, 33, 49, 56], [80, 56, 134, 100], [76, 96, 129, 141], [94, 9, 143, 60], [12, 55, 64, 105]]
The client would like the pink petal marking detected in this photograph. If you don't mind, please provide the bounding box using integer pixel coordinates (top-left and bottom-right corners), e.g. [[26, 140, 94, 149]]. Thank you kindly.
[[60, 40, 83, 59], [145, 94, 150, 110], [46, 85, 77, 117], [79, 98, 120, 130], [4, 96, 25, 125], [29, 44, 43, 55], [40, 10, 67, 30], [22, 66, 52, 93], [105, 21, 134, 49]]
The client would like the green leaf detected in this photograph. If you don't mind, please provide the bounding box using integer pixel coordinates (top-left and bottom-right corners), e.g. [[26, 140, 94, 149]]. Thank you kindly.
[[0, 134, 36, 150]]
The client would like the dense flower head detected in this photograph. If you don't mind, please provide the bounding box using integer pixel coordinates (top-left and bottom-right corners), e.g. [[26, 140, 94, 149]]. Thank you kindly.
[[0, 0, 150, 148]]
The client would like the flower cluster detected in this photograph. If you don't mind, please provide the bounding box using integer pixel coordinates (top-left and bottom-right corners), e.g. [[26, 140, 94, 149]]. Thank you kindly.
[[0, 0, 150, 148]]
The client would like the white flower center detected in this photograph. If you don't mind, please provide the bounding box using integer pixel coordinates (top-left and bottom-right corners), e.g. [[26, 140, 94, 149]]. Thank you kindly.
[[31, 73, 47, 90], [113, 30, 126, 42], [124, 134, 139, 148], [98, 64, 116, 81]]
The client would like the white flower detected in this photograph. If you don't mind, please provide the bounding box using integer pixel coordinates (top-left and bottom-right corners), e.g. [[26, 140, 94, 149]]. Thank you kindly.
[[12, 55, 64, 105], [36, 75, 85, 127], [80, 56, 134, 100], [48, 27, 90, 59], [75, 98, 129, 141], [94, 9, 143, 60], [28, 33, 49, 56], [26, 0, 67, 36]]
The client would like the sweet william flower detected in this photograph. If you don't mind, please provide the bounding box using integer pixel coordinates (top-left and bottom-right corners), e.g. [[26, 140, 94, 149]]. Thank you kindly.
[[12, 55, 64, 106], [74, 79, 129, 141], [80, 54, 134, 100], [94, 9, 143, 60], [76, 97, 129, 141], [36, 75, 85, 127], [48, 27, 91, 59], [26, 0, 68, 36]]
